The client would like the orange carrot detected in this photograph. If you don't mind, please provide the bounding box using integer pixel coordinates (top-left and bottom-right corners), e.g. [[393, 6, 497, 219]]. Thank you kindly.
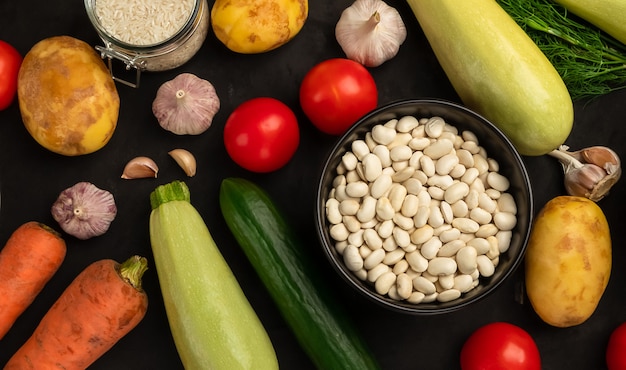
[[4, 256, 149, 370], [0, 221, 66, 340]]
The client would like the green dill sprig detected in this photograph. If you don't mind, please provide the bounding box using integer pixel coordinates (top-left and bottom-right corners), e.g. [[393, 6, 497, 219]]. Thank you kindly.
[[496, 0, 626, 100]]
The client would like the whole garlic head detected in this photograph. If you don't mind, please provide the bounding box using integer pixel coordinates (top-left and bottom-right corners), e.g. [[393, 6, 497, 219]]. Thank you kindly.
[[335, 0, 407, 67], [51, 182, 117, 240], [152, 73, 220, 135]]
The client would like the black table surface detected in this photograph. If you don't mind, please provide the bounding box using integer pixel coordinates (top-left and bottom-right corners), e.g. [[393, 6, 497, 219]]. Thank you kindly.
[[1, 1, 625, 369]]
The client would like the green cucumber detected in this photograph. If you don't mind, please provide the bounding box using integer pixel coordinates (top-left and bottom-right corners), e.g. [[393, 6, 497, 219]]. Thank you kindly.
[[553, 0, 626, 45], [406, 0, 574, 156], [219, 177, 380, 370], [149, 181, 278, 370]]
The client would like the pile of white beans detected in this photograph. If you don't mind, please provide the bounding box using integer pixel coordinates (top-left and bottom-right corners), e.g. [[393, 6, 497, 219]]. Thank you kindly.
[[325, 115, 518, 304]]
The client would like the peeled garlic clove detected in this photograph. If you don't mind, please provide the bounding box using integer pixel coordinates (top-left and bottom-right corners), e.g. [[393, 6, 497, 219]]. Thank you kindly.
[[169, 148, 196, 177], [152, 73, 220, 135], [51, 182, 117, 240], [122, 156, 159, 179]]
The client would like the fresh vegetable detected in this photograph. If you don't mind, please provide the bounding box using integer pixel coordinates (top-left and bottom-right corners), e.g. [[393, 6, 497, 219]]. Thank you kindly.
[[335, 0, 407, 67], [121, 156, 159, 179], [405, 0, 573, 156], [553, 0, 626, 45], [168, 148, 197, 177], [497, 0, 626, 99], [460, 322, 541, 370], [525, 196, 611, 327], [211, 0, 308, 53], [0, 222, 66, 340], [4, 256, 148, 370], [219, 177, 381, 370], [149, 181, 278, 369], [0, 40, 22, 111], [223, 97, 300, 173], [152, 73, 220, 135], [548, 145, 621, 201], [607, 322, 626, 370], [17, 35, 119, 156], [51, 181, 117, 240], [299, 58, 378, 135]]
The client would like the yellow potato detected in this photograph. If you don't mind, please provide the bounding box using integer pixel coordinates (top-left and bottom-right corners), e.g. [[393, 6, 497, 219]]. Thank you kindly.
[[18, 35, 119, 156], [211, 0, 308, 54], [525, 195, 611, 327]]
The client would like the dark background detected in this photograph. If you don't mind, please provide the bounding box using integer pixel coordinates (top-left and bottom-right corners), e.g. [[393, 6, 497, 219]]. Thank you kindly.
[[1, 1, 625, 369]]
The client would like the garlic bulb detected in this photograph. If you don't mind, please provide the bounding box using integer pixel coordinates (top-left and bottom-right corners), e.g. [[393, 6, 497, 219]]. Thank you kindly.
[[51, 182, 117, 240], [152, 73, 220, 135], [335, 0, 407, 67], [548, 145, 621, 202]]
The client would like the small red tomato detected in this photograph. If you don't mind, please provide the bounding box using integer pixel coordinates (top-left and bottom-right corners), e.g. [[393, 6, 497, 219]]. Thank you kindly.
[[460, 322, 541, 370], [0, 40, 22, 111], [299, 58, 377, 136], [607, 322, 626, 370], [224, 97, 300, 173]]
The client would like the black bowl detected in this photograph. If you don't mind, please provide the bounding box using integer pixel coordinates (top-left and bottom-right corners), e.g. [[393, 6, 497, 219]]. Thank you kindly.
[[315, 99, 533, 314]]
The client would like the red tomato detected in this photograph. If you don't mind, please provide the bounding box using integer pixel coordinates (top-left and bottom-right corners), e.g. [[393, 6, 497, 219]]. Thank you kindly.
[[0, 40, 22, 111], [299, 58, 377, 136], [224, 97, 300, 173], [460, 322, 541, 370], [607, 322, 626, 370]]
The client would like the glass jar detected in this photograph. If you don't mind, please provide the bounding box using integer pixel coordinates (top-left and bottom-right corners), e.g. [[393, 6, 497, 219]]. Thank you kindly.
[[84, 0, 209, 87]]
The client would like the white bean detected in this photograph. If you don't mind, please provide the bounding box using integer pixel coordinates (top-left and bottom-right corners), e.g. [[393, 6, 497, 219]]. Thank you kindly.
[[487, 171, 510, 192], [427, 257, 457, 276], [360, 245, 372, 259], [467, 237, 491, 255], [366, 264, 390, 284], [351, 139, 370, 160], [363, 228, 383, 250], [390, 145, 413, 162], [413, 276, 437, 294], [413, 206, 430, 228], [326, 198, 342, 224], [424, 117, 446, 138], [428, 204, 445, 228], [401, 194, 420, 217], [343, 245, 364, 272], [392, 227, 411, 248], [330, 223, 349, 241], [438, 274, 455, 290], [496, 230, 512, 253], [469, 207, 493, 225], [407, 291, 426, 304], [437, 289, 462, 302], [409, 137, 431, 151], [475, 224, 499, 238], [376, 219, 394, 239], [456, 246, 478, 274], [375, 271, 397, 295], [420, 155, 436, 177], [396, 273, 413, 299], [393, 259, 409, 274], [392, 167, 416, 183], [436, 153, 460, 175], [363, 248, 386, 270], [372, 145, 392, 167], [424, 138, 454, 159], [476, 255, 495, 277], [339, 199, 360, 216], [370, 173, 393, 199], [440, 201, 454, 224], [420, 237, 442, 259], [438, 227, 461, 243], [497, 193, 518, 214], [396, 115, 420, 133], [341, 152, 358, 171], [362, 153, 383, 182], [453, 274, 475, 293], [411, 225, 434, 245], [444, 181, 470, 204], [371, 124, 396, 145], [452, 217, 480, 233], [356, 196, 377, 223], [438, 239, 465, 257], [406, 250, 429, 272], [384, 248, 406, 265], [493, 212, 517, 231], [345, 181, 369, 198], [342, 216, 361, 233], [375, 197, 395, 221], [388, 184, 408, 211]]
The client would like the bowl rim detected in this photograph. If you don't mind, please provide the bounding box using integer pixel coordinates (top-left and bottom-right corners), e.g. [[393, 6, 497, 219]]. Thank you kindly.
[[314, 98, 534, 315]]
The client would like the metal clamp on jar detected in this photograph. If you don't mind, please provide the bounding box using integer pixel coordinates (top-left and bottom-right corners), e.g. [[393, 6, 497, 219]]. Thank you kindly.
[[84, 0, 209, 87]]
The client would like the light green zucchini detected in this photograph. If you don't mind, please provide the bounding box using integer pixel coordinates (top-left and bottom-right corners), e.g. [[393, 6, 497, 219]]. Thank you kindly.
[[406, 0, 574, 156], [553, 0, 626, 45], [149, 180, 278, 370]]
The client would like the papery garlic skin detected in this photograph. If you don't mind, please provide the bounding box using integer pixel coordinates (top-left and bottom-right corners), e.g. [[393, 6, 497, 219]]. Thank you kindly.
[[122, 156, 159, 179], [152, 73, 220, 135], [335, 0, 407, 67], [51, 182, 117, 240]]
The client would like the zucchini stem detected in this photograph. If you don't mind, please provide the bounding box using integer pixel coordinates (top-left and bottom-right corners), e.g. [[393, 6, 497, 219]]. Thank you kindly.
[[150, 180, 191, 210]]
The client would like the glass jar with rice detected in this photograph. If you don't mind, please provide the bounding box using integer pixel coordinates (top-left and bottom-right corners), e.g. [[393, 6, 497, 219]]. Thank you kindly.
[[84, 0, 209, 87]]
